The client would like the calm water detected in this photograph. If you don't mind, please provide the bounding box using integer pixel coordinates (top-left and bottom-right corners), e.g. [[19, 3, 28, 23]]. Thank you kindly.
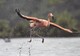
[[0, 38, 80, 56]]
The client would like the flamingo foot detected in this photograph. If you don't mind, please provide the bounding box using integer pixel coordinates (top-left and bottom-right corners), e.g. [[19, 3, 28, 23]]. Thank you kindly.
[[28, 39, 32, 43], [42, 38, 44, 43]]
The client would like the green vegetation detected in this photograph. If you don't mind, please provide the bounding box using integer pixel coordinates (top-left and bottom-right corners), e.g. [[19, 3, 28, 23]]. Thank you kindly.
[[48, 0, 63, 4], [13, 21, 30, 37], [53, 10, 78, 36], [56, 10, 77, 29], [0, 0, 6, 5], [0, 20, 10, 38]]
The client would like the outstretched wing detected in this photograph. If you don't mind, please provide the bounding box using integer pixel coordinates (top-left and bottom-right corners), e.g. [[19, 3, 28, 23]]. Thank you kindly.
[[15, 9, 41, 22], [50, 22, 73, 33]]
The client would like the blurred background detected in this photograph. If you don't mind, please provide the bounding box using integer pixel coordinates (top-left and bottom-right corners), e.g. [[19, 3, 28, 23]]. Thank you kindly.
[[0, 0, 80, 38]]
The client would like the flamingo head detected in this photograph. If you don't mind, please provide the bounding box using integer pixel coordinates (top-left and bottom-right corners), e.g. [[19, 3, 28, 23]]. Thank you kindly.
[[48, 13, 54, 19], [48, 13, 53, 17]]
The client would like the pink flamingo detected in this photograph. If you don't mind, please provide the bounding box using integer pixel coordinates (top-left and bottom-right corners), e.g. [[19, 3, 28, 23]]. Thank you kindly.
[[15, 9, 73, 43]]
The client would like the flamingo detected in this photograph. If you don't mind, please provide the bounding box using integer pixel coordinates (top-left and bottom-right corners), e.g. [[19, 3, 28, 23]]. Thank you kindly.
[[15, 9, 73, 43]]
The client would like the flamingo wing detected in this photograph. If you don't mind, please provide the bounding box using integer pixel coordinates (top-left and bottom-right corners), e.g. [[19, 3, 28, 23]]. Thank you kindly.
[[15, 9, 41, 22], [50, 22, 73, 33]]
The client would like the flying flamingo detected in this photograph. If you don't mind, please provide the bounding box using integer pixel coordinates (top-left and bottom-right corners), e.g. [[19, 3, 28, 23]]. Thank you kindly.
[[15, 9, 73, 43]]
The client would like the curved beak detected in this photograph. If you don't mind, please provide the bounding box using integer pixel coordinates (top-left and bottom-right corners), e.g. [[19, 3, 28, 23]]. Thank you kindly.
[[52, 16, 54, 19], [49, 13, 54, 19]]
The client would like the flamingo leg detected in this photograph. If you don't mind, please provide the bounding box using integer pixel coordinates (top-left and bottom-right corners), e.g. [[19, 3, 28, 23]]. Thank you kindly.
[[29, 27, 38, 43], [29, 27, 44, 43], [32, 28, 44, 43], [42, 38, 44, 43], [28, 27, 33, 43]]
